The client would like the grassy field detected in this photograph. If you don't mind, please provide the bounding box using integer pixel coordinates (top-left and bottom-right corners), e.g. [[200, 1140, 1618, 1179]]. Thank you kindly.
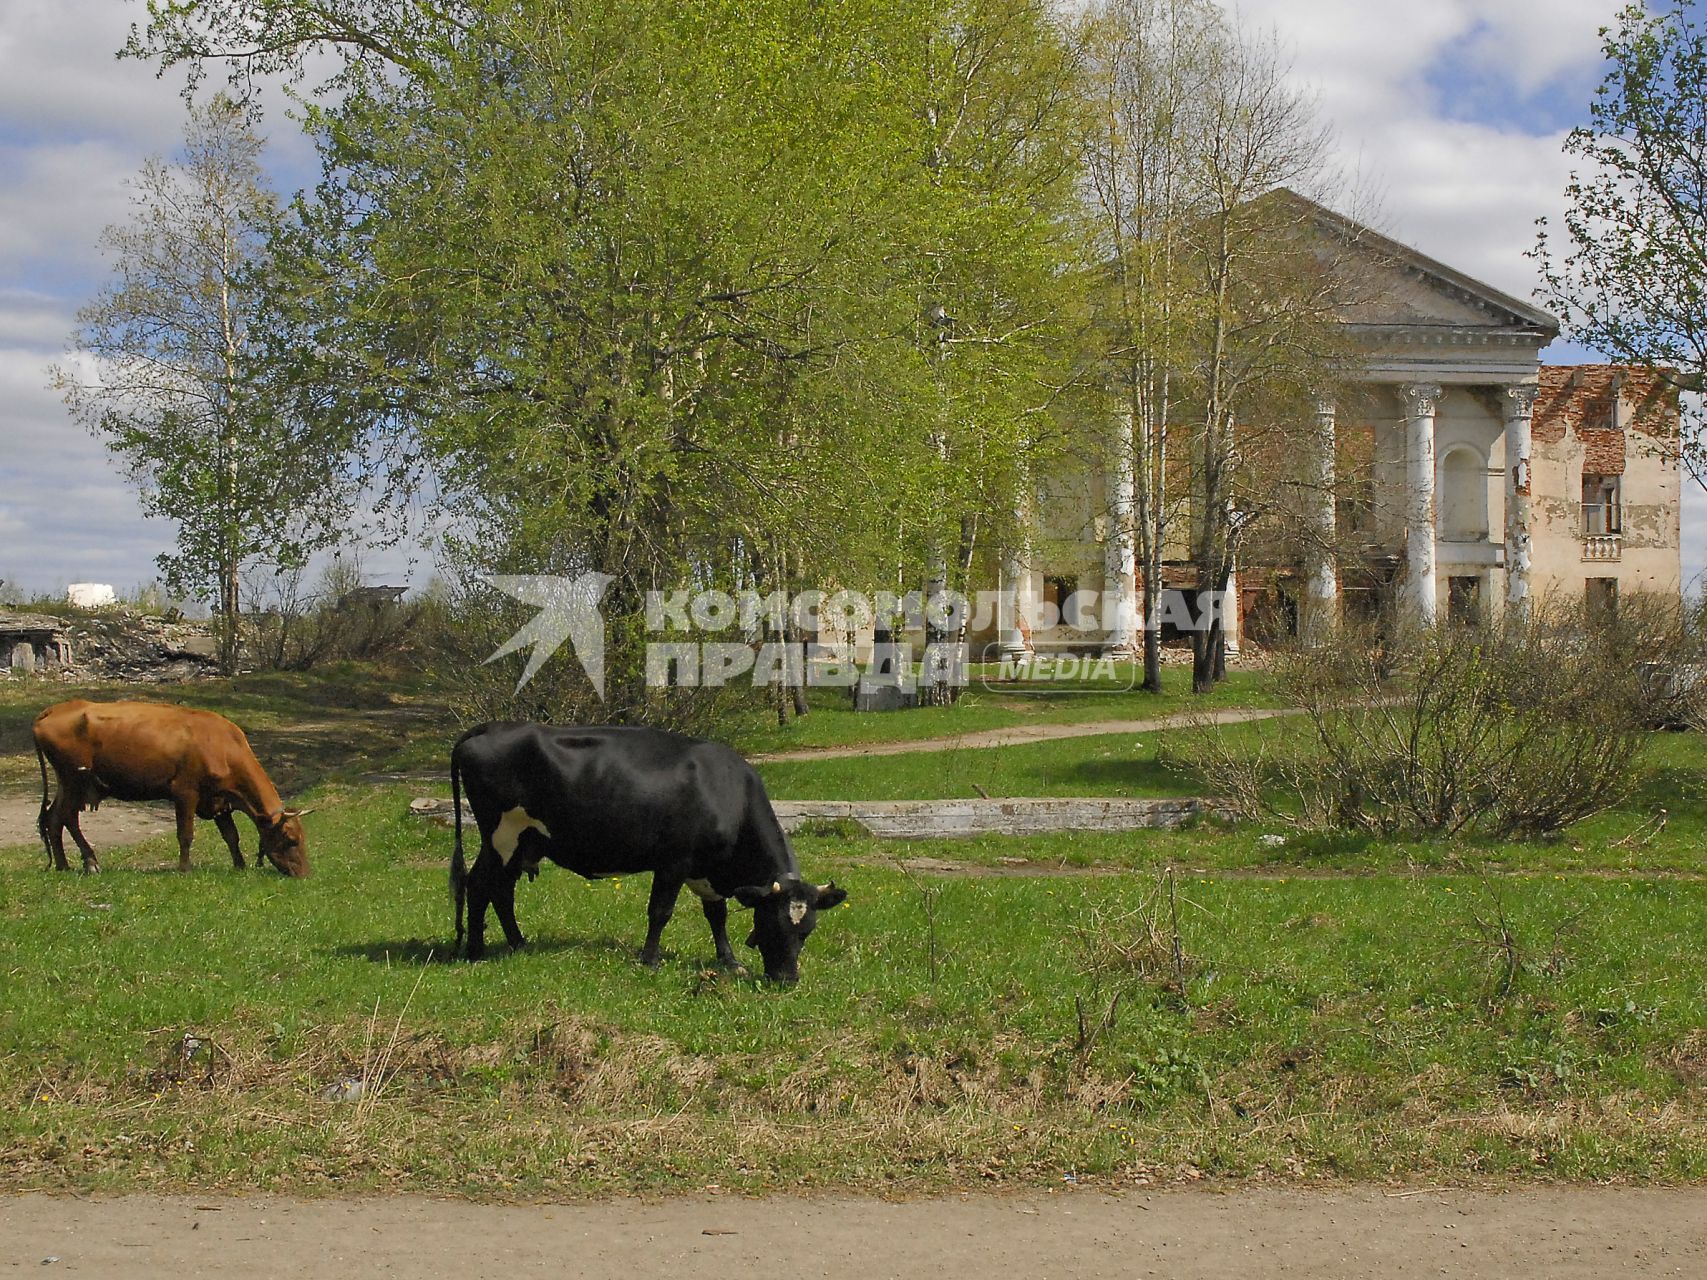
[[1, 664, 1704, 1194]]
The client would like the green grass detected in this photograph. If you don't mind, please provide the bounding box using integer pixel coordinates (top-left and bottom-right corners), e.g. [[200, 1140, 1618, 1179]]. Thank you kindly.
[[755, 723, 1251, 801], [1, 787, 1704, 1194], [2, 662, 1705, 1194]]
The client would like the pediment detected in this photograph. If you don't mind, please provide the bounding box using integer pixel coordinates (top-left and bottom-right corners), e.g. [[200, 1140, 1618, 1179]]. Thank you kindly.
[[1270, 189, 1559, 339]]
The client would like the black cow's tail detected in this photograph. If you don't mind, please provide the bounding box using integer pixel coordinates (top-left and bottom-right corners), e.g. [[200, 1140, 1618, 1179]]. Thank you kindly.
[[450, 744, 467, 955], [35, 740, 52, 862]]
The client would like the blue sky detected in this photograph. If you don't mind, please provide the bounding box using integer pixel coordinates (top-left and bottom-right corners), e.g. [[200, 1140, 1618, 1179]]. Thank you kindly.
[[1, 0, 1700, 598]]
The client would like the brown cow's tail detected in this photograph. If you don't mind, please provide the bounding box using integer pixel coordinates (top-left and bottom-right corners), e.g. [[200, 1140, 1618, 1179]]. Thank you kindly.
[[450, 743, 467, 955], [34, 740, 52, 862]]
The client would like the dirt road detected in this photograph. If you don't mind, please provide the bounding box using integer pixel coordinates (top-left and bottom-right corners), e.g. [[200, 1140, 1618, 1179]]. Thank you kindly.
[[4, 1187, 1703, 1278], [753, 706, 1297, 762]]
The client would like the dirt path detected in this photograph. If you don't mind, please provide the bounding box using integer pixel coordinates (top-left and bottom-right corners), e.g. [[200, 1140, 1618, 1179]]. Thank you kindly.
[[753, 706, 1297, 762], [0, 792, 174, 858], [4, 1187, 1703, 1278]]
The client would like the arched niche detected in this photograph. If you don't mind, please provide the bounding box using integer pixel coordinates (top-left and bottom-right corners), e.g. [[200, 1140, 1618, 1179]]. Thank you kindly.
[[1438, 444, 1489, 540]]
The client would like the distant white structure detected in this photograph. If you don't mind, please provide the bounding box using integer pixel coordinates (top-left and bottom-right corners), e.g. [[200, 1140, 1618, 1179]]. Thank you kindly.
[[66, 583, 116, 609]]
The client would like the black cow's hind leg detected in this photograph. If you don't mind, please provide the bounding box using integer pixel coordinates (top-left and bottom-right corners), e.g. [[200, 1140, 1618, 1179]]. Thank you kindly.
[[701, 897, 744, 971], [640, 875, 683, 968], [492, 866, 527, 951], [464, 859, 493, 961]]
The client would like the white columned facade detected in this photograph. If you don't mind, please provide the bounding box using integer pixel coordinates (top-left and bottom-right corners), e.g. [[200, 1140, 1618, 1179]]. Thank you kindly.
[[1400, 382, 1442, 624], [1305, 397, 1339, 640], [1502, 384, 1537, 616], [1103, 422, 1138, 655]]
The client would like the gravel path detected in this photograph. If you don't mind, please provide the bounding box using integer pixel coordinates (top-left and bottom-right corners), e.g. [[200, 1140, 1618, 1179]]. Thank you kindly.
[[752, 706, 1298, 762]]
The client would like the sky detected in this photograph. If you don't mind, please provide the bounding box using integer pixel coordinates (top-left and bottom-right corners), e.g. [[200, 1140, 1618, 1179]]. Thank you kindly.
[[0, 0, 1701, 599]]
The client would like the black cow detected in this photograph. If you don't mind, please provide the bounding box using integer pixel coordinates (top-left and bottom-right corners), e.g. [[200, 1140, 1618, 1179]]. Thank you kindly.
[[449, 722, 847, 983]]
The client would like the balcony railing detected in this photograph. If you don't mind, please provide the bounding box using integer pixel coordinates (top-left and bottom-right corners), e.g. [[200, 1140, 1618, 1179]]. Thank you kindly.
[[1583, 534, 1623, 562]]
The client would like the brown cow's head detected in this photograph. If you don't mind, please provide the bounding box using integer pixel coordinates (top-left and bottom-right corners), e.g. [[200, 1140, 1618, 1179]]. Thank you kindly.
[[733, 878, 847, 984], [261, 810, 311, 877]]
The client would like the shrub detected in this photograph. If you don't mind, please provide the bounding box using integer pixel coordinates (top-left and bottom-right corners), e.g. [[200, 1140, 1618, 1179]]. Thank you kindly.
[[1188, 602, 1659, 840], [244, 558, 421, 671]]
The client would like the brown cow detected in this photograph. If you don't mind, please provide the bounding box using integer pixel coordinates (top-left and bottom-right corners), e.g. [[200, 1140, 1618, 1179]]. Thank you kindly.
[[32, 700, 310, 877]]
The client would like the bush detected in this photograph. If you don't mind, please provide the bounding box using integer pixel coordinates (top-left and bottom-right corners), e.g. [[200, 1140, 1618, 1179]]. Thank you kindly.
[[244, 559, 422, 671], [1187, 603, 1662, 840]]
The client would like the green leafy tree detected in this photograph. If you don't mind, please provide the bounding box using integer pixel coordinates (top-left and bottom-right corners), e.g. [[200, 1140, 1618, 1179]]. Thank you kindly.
[[130, 0, 1081, 719], [54, 96, 352, 671], [1534, 1, 1707, 482]]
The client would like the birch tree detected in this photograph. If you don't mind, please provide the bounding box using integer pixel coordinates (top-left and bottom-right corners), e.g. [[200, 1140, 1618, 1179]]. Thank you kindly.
[[1181, 31, 1339, 692], [1079, 0, 1217, 693], [55, 96, 348, 671]]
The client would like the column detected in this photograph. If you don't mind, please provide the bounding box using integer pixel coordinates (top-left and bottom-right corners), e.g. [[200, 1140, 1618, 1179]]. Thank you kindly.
[[1304, 397, 1339, 641], [1399, 382, 1442, 624], [1503, 384, 1537, 617], [1223, 565, 1241, 655], [999, 483, 1034, 660], [1103, 420, 1138, 655]]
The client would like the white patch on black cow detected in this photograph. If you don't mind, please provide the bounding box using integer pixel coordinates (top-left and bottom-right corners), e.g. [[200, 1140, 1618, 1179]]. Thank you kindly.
[[686, 878, 719, 902], [788, 899, 808, 925], [492, 806, 551, 865]]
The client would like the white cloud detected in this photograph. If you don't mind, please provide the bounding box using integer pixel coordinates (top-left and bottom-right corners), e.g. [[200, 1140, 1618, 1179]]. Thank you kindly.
[[0, 139, 137, 283], [0, 0, 189, 149], [0, 289, 72, 348], [1217, 1, 1623, 270]]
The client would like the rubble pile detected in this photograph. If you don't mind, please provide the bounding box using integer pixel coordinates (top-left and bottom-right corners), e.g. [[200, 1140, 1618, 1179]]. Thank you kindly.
[[0, 610, 222, 683], [65, 612, 222, 681]]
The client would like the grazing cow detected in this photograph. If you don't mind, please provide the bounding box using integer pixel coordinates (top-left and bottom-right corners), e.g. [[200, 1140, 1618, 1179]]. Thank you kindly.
[[33, 700, 310, 877], [450, 722, 846, 983]]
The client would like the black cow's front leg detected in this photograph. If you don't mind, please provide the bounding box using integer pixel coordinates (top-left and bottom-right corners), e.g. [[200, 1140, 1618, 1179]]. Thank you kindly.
[[640, 874, 683, 968], [492, 865, 528, 951], [701, 897, 744, 971]]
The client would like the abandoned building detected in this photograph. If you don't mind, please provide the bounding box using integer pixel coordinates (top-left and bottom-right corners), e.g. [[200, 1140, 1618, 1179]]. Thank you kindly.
[[0, 613, 72, 673], [991, 193, 1682, 655]]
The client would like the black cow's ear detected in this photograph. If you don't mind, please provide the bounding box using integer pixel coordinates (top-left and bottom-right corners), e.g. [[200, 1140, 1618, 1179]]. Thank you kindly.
[[732, 884, 773, 908], [814, 882, 848, 911]]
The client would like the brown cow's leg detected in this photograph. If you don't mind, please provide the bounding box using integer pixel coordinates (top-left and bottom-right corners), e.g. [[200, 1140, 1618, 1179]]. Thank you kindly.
[[214, 813, 246, 869], [640, 874, 683, 968], [173, 797, 196, 872], [62, 807, 100, 874], [45, 794, 72, 872]]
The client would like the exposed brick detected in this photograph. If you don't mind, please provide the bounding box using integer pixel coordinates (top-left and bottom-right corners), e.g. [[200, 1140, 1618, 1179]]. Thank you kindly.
[[1580, 428, 1625, 476], [1534, 365, 1680, 457]]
